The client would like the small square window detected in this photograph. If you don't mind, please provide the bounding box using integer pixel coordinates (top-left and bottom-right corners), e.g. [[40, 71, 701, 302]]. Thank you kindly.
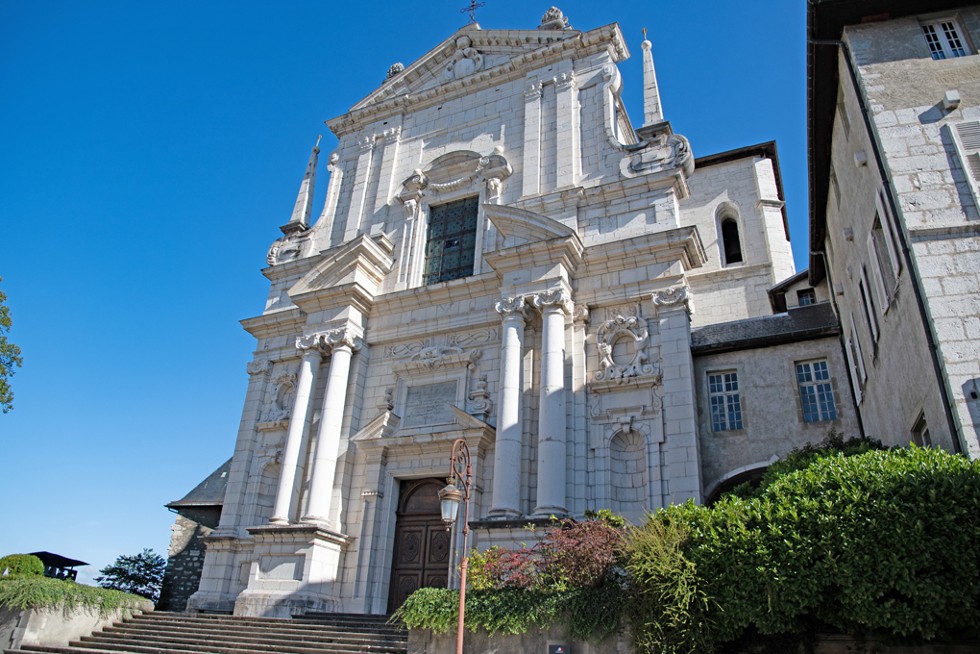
[[797, 289, 817, 306], [708, 371, 743, 432], [922, 19, 970, 60], [796, 360, 838, 423]]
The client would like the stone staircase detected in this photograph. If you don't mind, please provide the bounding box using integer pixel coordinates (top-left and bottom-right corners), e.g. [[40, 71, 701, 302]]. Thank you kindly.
[[5, 611, 408, 654]]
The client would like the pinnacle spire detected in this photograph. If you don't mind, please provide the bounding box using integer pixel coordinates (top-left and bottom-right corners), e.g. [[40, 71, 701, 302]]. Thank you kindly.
[[280, 136, 321, 236], [641, 31, 664, 126]]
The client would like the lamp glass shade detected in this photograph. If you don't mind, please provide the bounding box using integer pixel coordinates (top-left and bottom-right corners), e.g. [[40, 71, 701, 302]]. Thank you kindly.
[[438, 483, 463, 525]]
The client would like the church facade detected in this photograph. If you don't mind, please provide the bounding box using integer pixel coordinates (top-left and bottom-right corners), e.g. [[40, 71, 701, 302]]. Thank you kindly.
[[182, 7, 857, 617]]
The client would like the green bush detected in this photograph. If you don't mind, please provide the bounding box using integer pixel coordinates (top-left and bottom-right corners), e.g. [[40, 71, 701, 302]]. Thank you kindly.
[[631, 446, 980, 651], [392, 585, 623, 641], [0, 576, 148, 617], [0, 554, 44, 578]]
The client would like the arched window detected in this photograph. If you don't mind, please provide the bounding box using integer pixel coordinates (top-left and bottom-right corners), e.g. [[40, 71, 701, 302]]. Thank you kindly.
[[721, 217, 743, 265]]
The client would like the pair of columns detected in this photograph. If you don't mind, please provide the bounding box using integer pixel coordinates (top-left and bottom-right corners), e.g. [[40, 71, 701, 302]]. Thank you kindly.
[[270, 328, 359, 527], [491, 289, 571, 518]]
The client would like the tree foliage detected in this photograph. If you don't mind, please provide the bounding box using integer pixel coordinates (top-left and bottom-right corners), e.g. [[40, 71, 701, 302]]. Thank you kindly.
[[0, 554, 44, 578], [95, 549, 166, 603], [0, 276, 23, 413]]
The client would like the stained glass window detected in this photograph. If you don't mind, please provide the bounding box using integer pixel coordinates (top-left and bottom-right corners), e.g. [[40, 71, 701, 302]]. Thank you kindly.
[[423, 196, 479, 285]]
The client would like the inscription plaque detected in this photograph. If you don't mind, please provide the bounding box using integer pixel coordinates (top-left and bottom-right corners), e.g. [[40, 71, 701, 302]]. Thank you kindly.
[[402, 381, 458, 428]]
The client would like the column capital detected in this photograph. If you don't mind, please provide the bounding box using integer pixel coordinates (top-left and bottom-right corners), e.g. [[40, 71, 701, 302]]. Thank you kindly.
[[296, 335, 325, 356], [246, 358, 273, 377], [495, 295, 527, 320], [524, 80, 543, 101], [320, 327, 362, 353], [651, 285, 692, 314], [530, 288, 572, 315]]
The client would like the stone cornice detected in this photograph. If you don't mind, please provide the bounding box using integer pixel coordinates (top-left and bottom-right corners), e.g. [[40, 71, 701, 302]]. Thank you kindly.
[[583, 226, 706, 275], [240, 307, 306, 339], [484, 235, 584, 277], [288, 234, 394, 314], [329, 23, 627, 136]]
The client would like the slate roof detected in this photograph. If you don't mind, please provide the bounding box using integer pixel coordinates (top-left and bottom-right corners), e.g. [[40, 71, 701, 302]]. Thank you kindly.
[[691, 302, 839, 355], [166, 458, 232, 509]]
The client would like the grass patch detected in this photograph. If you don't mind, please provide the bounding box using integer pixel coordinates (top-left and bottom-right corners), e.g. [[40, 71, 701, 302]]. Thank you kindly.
[[0, 577, 149, 618]]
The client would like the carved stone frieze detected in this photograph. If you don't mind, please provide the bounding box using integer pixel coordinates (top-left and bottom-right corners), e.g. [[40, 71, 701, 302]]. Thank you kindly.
[[395, 345, 482, 373], [383, 339, 427, 359], [449, 328, 498, 348]]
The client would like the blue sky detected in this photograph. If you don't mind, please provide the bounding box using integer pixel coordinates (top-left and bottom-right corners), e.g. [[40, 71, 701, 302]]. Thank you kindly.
[[0, 1, 807, 584]]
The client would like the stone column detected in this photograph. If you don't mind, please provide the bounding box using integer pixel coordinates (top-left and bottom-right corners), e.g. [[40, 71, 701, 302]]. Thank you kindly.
[[302, 328, 360, 526], [270, 336, 322, 525], [532, 289, 571, 516], [490, 296, 527, 518]]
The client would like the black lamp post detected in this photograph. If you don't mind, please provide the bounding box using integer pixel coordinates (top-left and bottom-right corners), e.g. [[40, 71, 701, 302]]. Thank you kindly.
[[438, 438, 471, 654]]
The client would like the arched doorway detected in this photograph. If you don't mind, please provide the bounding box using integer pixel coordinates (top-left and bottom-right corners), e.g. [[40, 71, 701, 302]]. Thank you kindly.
[[387, 478, 451, 612]]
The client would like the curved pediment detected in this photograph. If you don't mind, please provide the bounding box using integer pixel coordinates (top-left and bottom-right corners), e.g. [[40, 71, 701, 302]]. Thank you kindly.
[[288, 234, 394, 309], [483, 204, 579, 245]]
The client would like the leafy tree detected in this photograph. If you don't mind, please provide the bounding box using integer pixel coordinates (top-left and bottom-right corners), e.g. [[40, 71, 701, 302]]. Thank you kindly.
[[95, 549, 166, 603], [0, 276, 23, 413]]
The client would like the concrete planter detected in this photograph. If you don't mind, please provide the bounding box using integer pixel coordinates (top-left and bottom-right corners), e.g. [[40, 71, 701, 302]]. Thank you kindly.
[[0, 601, 153, 650]]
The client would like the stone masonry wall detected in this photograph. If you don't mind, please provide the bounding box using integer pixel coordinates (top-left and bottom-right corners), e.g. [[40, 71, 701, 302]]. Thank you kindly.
[[159, 506, 221, 612]]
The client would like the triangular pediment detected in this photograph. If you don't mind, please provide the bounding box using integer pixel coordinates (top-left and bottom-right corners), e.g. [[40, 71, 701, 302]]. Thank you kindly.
[[484, 204, 579, 246], [288, 234, 394, 309], [350, 26, 585, 112]]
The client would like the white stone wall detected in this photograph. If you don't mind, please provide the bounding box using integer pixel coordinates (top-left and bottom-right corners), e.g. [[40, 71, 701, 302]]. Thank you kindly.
[[820, 10, 980, 455], [695, 337, 860, 497]]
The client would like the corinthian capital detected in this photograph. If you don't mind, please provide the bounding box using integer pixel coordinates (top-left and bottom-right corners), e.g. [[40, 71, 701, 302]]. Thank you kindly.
[[530, 288, 572, 314], [495, 295, 527, 319]]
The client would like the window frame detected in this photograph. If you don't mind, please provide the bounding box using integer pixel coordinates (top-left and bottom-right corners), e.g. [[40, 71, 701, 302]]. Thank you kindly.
[[795, 359, 839, 424], [949, 120, 980, 205], [707, 370, 744, 432], [421, 195, 481, 286], [797, 288, 817, 306], [921, 18, 970, 60]]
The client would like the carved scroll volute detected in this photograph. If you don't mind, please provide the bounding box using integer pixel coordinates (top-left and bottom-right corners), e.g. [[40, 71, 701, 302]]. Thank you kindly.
[[594, 315, 655, 383], [652, 286, 692, 313], [530, 288, 572, 315], [495, 295, 527, 322]]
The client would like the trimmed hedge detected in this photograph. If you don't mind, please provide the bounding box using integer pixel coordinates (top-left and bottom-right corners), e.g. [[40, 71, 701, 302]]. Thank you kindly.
[[0, 554, 44, 578], [627, 446, 980, 650]]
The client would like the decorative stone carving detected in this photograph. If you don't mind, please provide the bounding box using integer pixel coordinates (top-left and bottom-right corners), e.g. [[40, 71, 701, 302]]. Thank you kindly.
[[449, 328, 498, 348], [386, 62, 404, 79], [382, 126, 401, 143], [494, 295, 527, 318], [320, 327, 361, 352], [358, 135, 374, 151], [259, 373, 297, 428], [401, 345, 481, 372], [383, 340, 427, 359], [652, 286, 691, 309], [444, 35, 483, 80], [554, 71, 574, 91], [538, 6, 570, 30], [525, 80, 543, 101], [247, 359, 273, 377], [378, 387, 394, 412], [267, 235, 305, 266], [573, 304, 590, 325], [467, 375, 493, 419], [296, 334, 323, 352], [397, 149, 512, 204], [530, 288, 572, 314], [594, 315, 656, 383]]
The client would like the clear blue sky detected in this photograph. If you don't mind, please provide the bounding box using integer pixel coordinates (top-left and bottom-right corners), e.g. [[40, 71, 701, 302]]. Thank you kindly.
[[0, 1, 807, 584]]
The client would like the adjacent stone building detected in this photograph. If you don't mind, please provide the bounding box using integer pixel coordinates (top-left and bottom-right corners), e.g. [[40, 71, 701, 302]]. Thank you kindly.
[[169, 7, 857, 617], [808, 0, 980, 456]]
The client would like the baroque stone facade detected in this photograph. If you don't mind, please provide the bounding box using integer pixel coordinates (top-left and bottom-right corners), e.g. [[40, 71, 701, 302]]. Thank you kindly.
[[176, 7, 858, 617]]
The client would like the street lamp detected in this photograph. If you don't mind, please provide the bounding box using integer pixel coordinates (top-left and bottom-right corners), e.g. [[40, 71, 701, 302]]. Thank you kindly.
[[438, 438, 471, 654]]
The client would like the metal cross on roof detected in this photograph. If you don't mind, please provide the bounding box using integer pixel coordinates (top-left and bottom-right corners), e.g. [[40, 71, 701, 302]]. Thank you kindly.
[[460, 0, 485, 24]]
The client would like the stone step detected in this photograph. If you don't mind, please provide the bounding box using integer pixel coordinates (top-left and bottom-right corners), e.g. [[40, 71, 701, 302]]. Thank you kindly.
[[4, 611, 407, 654], [106, 619, 405, 639], [88, 627, 405, 650]]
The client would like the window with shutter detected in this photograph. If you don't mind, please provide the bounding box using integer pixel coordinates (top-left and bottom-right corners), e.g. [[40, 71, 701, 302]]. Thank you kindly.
[[950, 120, 980, 202]]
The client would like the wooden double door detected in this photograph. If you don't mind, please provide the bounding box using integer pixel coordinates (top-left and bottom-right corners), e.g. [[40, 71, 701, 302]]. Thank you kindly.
[[387, 478, 452, 612]]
